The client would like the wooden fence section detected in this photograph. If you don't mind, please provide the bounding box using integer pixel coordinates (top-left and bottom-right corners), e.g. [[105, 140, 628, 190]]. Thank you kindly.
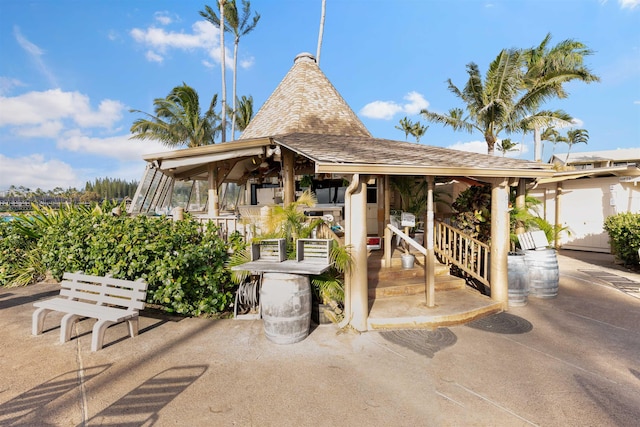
[[434, 220, 490, 289]]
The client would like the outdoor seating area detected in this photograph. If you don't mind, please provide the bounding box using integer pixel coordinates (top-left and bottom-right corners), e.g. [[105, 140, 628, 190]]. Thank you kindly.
[[32, 272, 148, 351]]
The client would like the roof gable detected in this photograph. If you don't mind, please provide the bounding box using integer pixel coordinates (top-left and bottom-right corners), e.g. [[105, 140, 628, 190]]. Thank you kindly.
[[239, 52, 371, 139]]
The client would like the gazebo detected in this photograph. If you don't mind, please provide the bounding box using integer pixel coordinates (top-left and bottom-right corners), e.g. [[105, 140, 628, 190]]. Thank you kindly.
[[131, 53, 555, 331]]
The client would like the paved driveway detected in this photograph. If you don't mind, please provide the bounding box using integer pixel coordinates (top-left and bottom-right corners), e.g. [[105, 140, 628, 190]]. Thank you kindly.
[[1, 251, 639, 426]]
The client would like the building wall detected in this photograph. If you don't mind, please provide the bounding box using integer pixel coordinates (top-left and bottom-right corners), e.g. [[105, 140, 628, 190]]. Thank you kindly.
[[530, 177, 640, 252]]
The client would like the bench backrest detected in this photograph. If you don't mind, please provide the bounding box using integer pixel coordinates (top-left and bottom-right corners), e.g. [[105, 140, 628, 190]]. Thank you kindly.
[[60, 272, 148, 311]]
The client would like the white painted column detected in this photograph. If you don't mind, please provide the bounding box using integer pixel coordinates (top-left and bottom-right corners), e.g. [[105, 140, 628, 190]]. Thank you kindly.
[[555, 181, 563, 249], [490, 178, 509, 306], [346, 176, 369, 331], [425, 176, 435, 307]]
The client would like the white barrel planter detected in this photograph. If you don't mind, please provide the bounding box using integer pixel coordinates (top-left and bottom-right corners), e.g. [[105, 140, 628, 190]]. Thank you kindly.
[[524, 248, 559, 298]]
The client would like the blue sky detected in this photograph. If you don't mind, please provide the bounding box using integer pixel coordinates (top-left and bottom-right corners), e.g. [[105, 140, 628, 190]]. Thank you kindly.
[[1, 0, 638, 192]]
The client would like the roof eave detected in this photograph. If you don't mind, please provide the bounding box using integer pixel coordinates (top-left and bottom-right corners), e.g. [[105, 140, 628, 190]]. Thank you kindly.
[[314, 162, 555, 178], [142, 137, 273, 162]]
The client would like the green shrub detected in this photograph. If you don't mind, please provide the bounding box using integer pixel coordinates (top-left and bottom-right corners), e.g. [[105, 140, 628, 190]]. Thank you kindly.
[[0, 220, 43, 287], [603, 212, 640, 266], [34, 209, 244, 316]]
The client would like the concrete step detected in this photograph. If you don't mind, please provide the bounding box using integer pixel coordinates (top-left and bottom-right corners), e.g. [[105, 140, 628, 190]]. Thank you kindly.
[[368, 263, 450, 282], [368, 274, 466, 299]]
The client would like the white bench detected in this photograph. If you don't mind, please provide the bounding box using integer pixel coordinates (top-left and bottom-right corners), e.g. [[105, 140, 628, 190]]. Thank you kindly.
[[32, 272, 148, 351]]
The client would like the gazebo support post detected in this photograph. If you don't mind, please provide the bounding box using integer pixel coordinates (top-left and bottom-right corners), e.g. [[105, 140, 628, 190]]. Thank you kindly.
[[425, 176, 435, 307], [208, 163, 219, 216], [383, 175, 392, 268], [345, 174, 368, 331], [490, 178, 509, 307], [282, 148, 295, 205]]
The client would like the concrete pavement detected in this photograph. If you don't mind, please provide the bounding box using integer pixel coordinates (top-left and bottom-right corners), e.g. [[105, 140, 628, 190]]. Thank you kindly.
[[0, 250, 639, 426]]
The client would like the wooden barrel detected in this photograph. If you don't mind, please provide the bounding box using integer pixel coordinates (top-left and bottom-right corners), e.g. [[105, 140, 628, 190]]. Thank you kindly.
[[507, 253, 528, 306], [524, 249, 559, 298], [260, 273, 311, 344]]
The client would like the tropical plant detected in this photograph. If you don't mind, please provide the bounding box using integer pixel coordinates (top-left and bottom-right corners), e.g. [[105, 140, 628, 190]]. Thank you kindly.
[[201, 0, 260, 140], [229, 95, 254, 133], [522, 33, 600, 161], [496, 138, 518, 157], [563, 128, 589, 162], [421, 34, 598, 156], [130, 83, 220, 148], [604, 212, 640, 267], [395, 117, 428, 142]]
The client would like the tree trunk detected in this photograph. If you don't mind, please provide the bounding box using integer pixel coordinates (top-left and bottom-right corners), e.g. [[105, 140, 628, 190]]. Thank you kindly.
[[533, 125, 542, 162], [219, 0, 227, 143], [232, 37, 239, 139], [316, 0, 326, 65]]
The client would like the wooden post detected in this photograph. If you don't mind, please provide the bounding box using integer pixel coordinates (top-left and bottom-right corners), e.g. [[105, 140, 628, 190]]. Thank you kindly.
[[208, 163, 219, 216], [490, 178, 509, 306], [515, 179, 526, 236], [425, 176, 435, 308], [383, 175, 392, 268], [282, 148, 295, 206], [555, 181, 562, 249]]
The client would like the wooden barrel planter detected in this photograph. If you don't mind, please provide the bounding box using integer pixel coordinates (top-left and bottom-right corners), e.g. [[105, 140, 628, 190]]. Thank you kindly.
[[260, 272, 312, 344], [524, 248, 559, 298], [507, 252, 528, 306]]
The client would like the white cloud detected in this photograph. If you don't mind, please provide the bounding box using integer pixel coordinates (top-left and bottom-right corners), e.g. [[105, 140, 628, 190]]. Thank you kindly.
[[130, 20, 234, 66], [360, 100, 403, 120], [0, 154, 79, 191], [360, 91, 429, 120], [13, 26, 58, 88], [403, 92, 429, 115], [0, 89, 125, 129], [447, 140, 489, 155], [146, 50, 164, 63], [56, 130, 171, 161], [14, 121, 64, 138], [0, 77, 26, 96], [154, 11, 174, 25], [619, 0, 640, 9]]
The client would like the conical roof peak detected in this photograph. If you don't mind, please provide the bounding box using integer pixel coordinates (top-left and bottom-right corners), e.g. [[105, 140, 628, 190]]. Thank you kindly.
[[239, 53, 371, 140]]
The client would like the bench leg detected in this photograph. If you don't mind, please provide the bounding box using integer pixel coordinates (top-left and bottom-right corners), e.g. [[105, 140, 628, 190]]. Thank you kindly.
[[32, 307, 52, 336], [60, 313, 81, 344], [91, 319, 115, 352], [126, 316, 140, 338]]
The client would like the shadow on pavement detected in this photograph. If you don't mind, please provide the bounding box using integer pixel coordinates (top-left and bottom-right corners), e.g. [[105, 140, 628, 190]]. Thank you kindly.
[[0, 365, 111, 426], [85, 365, 208, 426], [379, 328, 457, 358], [0, 289, 59, 310], [465, 312, 533, 334]]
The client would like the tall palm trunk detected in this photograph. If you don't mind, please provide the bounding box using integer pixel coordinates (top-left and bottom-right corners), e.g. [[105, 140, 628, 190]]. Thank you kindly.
[[316, 0, 326, 65], [232, 35, 238, 138], [219, 0, 227, 142]]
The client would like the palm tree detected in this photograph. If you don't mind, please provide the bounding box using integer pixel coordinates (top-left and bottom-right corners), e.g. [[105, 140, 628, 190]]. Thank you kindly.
[[232, 95, 254, 132], [130, 83, 220, 148], [496, 138, 518, 157], [395, 117, 413, 140], [421, 49, 524, 155], [411, 121, 428, 143], [522, 33, 599, 161], [201, 1, 260, 140], [200, 2, 228, 142], [563, 128, 589, 163]]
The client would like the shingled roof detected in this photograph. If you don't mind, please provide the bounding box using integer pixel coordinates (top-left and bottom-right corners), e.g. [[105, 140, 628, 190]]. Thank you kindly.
[[239, 52, 371, 139]]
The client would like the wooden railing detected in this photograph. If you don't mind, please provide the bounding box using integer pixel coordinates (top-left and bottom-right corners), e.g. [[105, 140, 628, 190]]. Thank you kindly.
[[434, 220, 490, 289], [195, 215, 241, 241]]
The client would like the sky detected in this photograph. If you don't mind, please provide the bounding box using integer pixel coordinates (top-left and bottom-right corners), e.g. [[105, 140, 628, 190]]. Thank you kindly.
[[0, 0, 639, 192]]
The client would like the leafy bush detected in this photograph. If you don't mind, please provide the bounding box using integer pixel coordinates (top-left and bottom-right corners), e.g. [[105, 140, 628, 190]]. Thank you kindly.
[[0, 220, 43, 287], [38, 212, 244, 315], [603, 212, 640, 266], [0, 203, 244, 315]]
